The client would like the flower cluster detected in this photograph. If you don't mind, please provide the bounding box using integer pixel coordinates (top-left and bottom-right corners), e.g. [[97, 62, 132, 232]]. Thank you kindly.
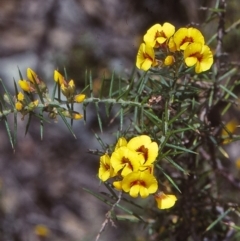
[[136, 23, 213, 73], [98, 135, 177, 210], [54, 70, 85, 104], [16, 68, 85, 120]]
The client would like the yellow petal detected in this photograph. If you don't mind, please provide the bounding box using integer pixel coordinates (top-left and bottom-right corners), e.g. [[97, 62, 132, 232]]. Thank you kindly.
[[27, 68, 38, 83], [15, 101, 23, 111], [113, 180, 123, 191], [139, 186, 149, 198], [129, 185, 140, 198], [155, 192, 177, 209], [72, 113, 83, 120], [164, 55, 175, 66], [174, 27, 205, 51], [115, 137, 128, 151], [17, 92, 24, 101], [185, 57, 198, 67], [34, 224, 50, 237], [18, 80, 31, 92], [136, 43, 156, 71], [74, 94, 86, 103], [54, 70, 65, 85]]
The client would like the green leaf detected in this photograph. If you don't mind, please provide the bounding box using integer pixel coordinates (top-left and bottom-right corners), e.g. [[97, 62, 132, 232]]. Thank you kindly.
[[109, 71, 114, 98], [205, 208, 232, 232], [4, 117, 15, 151], [157, 165, 181, 193], [165, 156, 189, 174], [51, 82, 58, 102], [25, 112, 32, 136], [57, 109, 76, 138], [219, 84, 238, 99], [165, 143, 197, 154], [95, 102, 103, 132], [0, 79, 14, 107], [218, 68, 237, 82]]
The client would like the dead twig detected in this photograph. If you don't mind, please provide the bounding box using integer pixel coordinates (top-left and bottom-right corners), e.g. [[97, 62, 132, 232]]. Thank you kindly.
[[95, 191, 122, 241]]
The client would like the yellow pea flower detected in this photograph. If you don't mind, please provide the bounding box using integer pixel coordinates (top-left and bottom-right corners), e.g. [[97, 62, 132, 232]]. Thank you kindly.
[[98, 154, 116, 182], [17, 92, 24, 101], [18, 79, 31, 92], [34, 224, 50, 237], [136, 43, 158, 71], [71, 112, 83, 120], [155, 192, 177, 209], [61, 110, 83, 120], [127, 135, 158, 166], [221, 119, 238, 144], [110, 146, 143, 177], [15, 101, 23, 111], [173, 27, 205, 51], [143, 22, 175, 48], [121, 171, 158, 198], [164, 55, 175, 66], [168, 37, 177, 52], [54, 70, 65, 85], [114, 137, 128, 151], [184, 43, 213, 73], [235, 158, 240, 170], [27, 68, 38, 84], [74, 94, 86, 103], [113, 180, 123, 191]]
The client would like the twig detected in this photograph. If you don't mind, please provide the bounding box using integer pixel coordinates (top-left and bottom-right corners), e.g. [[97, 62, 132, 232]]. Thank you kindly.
[[95, 191, 122, 241], [215, 0, 226, 71]]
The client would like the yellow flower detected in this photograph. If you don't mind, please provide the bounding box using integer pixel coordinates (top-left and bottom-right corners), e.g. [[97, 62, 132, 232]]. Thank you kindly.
[[143, 23, 175, 48], [114, 137, 128, 151], [74, 94, 86, 103], [121, 171, 158, 198], [17, 92, 24, 101], [127, 135, 158, 166], [98, 154, 116, 182], [173, 27, 205, 51], [139, 164, 154, 174], [27, 68, 38, 84], [61, 79, 76, 98], [168, 37, 177, 52], [71, 112, 83, 120], [111, 146, 143, 177], [15, 101, 23, 111], [54, 70, 65, 85], [18, 79, 31, 92], [155, 192, 177, 209], [184, 43, 213, 73], [61, 110, 83, 120], [164, 55, 175, 66], [136, 43, 158, 71], [235, 158, 240, 170], [34, 224, 50, 237], [113, 180, 123, 191], [221, 119, 238, 144], [28, 100, 39, 111]]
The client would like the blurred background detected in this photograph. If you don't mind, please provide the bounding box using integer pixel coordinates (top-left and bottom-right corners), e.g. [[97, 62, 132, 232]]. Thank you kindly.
[[0, 0, 239, 240]]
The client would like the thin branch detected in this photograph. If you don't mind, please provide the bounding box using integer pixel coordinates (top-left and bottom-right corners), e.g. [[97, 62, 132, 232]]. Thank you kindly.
[[95, 191, 122, 241]]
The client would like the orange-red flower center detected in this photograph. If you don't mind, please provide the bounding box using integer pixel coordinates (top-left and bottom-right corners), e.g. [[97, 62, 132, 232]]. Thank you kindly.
[[130, 180, 146, 187], [156, 30, 166, 38], [143, 53, 153, 61], [137, 145, 149, 161], [180, 36, 193, 46], [121, 157, 133, 170], [189, 52, 203, 62]]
